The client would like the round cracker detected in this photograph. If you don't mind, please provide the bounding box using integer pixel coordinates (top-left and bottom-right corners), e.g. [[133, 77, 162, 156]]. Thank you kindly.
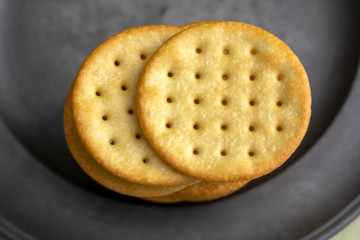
[[137, 21, 311, 182], [143, 181, 249, 203], [72, 25, 193, 185], [64, 87, 196, 197]]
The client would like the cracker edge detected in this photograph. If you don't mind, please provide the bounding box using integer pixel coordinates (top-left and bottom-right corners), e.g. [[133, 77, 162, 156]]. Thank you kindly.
[[142, 181, 249, 203]]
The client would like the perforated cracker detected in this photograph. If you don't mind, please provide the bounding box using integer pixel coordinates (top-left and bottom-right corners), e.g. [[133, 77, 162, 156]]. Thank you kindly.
[[137, 22, 311, 182], [143, 180, 249, 203], [64, 87, 195, 197], [72, 25, 195, 185]]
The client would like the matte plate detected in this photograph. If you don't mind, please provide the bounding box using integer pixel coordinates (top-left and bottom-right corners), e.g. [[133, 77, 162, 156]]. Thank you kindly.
[[0, 0, 359, 239]]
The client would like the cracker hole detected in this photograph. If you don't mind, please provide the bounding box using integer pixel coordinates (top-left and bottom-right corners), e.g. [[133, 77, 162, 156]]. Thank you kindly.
[[221, 125, 227, 130], [250, 48, 257, 55], [249, 100, 255, 106], [250, 75, 256, 81], [143, 158, 149, 164], [194, 99, 200, 104], [102, 116, 108, 121], [128, 109, 134, 115], [140, 54, 146, 60], [221, 150, 227, 156], [249, 151, 255, 156], [110, 140, 115, 145], [277, 126, 283, 132], [223, 49, 229, 55], [193, 149, 199, 155], [121, 85, 127, 91], [114, 60, 120, 66], [277, 101, 283, 107], [249, 126, 255, 131], [168, 72, 173, 77], [135, 134, 141, 139], [167, 97, 172, 103], [222, 99, 227, 106], [95, 91, 101, 96], [166, 123, 172, 128], [193, 124, 199, 130], [222, 74, 228, 80], [277, 74, 284, 81], [195, 73, 201, 79], [196, 48, 202, 54]]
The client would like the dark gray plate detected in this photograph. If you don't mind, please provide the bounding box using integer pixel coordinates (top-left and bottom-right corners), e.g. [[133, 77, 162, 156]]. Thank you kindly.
[[0, 0, 359, 239]]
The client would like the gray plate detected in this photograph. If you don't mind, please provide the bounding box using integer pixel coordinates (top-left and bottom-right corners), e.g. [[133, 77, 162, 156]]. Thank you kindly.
[[0, 0, 359, 239]]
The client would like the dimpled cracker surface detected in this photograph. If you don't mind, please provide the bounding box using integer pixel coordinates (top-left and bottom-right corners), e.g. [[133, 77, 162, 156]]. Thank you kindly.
[[72, 25, 193, 185], [143, 180, 249, 203], [137, 22, 311, 182], [64, 87, 194, 197]]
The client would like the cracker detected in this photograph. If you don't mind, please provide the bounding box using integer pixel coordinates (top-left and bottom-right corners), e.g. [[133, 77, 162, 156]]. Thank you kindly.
[[137, 21, 311, 182], [64, 87, 195, 197], [143, 181, 249, 203], [72, 25, 194, 185]]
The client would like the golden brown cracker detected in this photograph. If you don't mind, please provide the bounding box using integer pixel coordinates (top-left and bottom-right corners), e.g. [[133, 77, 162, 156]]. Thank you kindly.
[[137, 21, 311, 182]]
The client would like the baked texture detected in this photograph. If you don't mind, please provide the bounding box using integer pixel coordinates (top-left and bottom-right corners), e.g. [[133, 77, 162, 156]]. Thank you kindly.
[[72, 25, 194, 185], [137, 21, 311, 182], [64, 87, 196, 197], [143, 180, 248, 203]]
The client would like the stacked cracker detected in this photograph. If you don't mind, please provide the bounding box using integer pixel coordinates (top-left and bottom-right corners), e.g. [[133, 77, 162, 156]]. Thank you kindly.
[[64, 21, 311, 203]]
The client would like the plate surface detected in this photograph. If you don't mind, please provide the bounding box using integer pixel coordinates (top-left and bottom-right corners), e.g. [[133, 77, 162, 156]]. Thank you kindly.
[[0, 0, 359, 239]]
